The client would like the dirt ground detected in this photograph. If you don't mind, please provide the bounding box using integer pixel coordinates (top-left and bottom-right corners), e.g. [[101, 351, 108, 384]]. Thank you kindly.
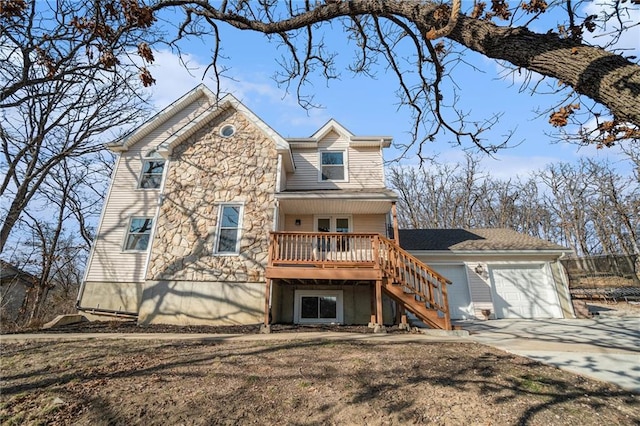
[[1, 338, 639, 425], [2, 300, 639, 425], [586, 300, 640, 316]]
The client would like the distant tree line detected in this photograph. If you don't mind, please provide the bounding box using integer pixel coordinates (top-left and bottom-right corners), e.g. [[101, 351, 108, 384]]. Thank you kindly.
[[389, 153, 639, 257]]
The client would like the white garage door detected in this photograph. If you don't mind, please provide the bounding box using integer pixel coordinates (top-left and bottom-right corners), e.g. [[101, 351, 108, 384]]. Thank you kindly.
[[490, 265, 563, 319], [431, 265, 473, 320]]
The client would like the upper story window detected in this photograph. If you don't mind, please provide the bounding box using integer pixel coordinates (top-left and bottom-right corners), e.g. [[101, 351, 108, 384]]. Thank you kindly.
[[220, 124, 236, 138], [215, 204, 243, 254], [320, 151, 345, 181], [124, 217, 153, 251], [139, 150, 165, 189]]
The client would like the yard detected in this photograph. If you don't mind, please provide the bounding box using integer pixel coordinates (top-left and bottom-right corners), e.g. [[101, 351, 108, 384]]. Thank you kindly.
[[1, 337, 638, 425]]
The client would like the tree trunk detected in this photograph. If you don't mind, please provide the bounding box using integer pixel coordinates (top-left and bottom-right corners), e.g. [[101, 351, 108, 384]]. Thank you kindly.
[[222, 0, 640, 126], [448, 16, 640, 126]]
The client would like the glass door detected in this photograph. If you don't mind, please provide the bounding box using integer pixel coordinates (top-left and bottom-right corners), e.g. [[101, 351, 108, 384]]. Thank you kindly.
[[315, 216, 351, 256]]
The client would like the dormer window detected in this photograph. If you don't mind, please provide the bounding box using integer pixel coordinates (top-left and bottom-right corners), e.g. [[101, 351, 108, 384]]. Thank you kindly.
[[139, 149, 165, 189], [320, 151, 345, 181]]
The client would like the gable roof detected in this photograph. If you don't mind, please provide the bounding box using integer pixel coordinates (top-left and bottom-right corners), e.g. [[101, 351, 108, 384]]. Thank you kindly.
[[398, 228, 570, 253], [287, 118, 392, 148], [107, 84, 294, 170]]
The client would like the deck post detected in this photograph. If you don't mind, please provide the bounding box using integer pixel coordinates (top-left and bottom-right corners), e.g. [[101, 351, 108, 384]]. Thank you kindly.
[[261, 278, 272, 333], [391, 202, 399, 242], [369, 283, 376, 327], [395, 302, 409, 330], [374, 279, 385, 333]]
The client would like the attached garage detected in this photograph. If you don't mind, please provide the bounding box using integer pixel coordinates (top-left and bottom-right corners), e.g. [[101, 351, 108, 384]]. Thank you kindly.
[[429, 264, 473, 320], [400, 228, 575, 320], [489, 265, 564, 318]]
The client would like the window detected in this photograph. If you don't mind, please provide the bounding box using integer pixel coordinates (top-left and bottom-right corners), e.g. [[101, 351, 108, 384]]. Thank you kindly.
[[220, 124, 236, 138], [215, 204, 243, 254], [124, 217, 153, 251], [315, 216, 351, 252], [139, 159, 165, 189], [320, 151, 345, 181], [294, 290, 343, 324]]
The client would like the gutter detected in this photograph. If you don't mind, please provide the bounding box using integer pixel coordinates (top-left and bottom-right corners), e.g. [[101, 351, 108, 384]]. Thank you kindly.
[[407, 249, 572, 256]]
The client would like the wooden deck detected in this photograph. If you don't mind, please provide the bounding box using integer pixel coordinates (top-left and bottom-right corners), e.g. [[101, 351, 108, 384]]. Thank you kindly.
[[265, 232, 453, 330]]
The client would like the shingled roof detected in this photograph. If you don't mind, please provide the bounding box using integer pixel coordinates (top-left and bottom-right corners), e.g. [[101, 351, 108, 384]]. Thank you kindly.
[[398, 228, 570, 252]]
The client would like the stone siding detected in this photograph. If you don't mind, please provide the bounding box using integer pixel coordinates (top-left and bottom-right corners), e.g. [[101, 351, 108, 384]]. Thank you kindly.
[[147, 108, 278, 283]]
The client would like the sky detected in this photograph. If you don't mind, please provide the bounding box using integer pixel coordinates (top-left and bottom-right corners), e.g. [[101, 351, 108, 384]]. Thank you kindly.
[[142, 1, 639, 181]]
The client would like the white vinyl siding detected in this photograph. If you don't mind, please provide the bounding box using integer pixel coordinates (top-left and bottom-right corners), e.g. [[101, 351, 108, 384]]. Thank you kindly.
[[286, 132, 384, 190], [352, 214, 388, 235], [283, 214, 387, 234], [84, 98, 210, 283]]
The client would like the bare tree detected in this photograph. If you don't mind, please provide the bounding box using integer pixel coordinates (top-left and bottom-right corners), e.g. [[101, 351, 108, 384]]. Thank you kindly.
[[390, 155, 637, 257], [6, 156, 108, 325], [1, 0, 155, 253], [135, 0, 639, 153], [6, 1, 637, 156], [585, 160, 639, 256], [537, 159, 638, 256]]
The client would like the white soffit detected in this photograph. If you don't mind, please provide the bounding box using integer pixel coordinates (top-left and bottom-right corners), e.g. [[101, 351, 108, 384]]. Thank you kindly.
[[278, 198, 393, 215]]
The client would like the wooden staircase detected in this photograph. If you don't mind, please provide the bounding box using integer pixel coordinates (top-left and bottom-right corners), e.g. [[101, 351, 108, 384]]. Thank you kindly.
[[377, 236, 452, 330], [266, 232, 452, 330]]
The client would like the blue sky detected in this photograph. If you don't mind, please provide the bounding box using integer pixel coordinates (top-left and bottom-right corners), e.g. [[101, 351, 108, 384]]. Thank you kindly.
[[144, 1, 639, 180]]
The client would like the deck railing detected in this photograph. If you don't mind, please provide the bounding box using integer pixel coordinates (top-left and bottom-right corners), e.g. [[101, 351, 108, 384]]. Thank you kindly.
[[269, 232, 378, 266]]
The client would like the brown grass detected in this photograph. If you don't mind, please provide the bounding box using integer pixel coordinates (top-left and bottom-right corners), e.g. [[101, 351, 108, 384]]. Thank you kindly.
[[1, 339, 638, 425]]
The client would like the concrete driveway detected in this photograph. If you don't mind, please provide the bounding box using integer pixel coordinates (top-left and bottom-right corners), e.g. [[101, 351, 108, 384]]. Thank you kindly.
[[460, 317, 640, 393]]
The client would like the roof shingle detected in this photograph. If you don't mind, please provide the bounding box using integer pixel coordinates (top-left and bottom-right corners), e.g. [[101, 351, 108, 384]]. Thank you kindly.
[[398, 228, 570, 252]]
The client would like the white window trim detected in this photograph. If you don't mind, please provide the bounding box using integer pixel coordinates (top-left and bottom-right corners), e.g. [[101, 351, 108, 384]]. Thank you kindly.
[[294, 290, 344, 324], [214, 203, 244, 255], [137, 158, 166, 190], [313, 215, 353, 232], [317, 149, 348, 183], [122, 216, 153, 252]]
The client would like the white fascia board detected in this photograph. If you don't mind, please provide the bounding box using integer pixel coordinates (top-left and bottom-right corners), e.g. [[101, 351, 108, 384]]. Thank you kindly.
[[287, 140, 318, 149], [146, 91, 291, 165], [350, 136, 393, 148], [223, 93, 290, 152], [157, 102, 230, 157], [278, 148, 295, 172], [107, 84, 210, 152], [276, 191, 397, 202]]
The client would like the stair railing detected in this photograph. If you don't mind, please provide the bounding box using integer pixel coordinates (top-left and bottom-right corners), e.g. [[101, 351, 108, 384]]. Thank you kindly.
[[377, 236, 451, 321]]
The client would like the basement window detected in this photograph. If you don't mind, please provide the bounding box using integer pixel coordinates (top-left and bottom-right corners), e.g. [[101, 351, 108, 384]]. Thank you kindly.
[[294, 290, 343, 324]]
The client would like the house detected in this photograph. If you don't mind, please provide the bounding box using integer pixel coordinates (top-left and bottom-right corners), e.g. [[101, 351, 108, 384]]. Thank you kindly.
[[1, 260, 37, 324], [77, 85, 574, 330]]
